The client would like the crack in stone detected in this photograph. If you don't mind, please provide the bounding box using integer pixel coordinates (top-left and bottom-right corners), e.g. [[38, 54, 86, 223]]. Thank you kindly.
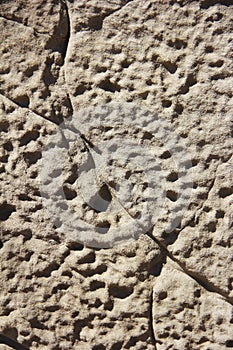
[[73, 131, 139, 219], [61, 0, 75, 118], [149, 291, 157, 347], [1, 93, 230, 306], [0, 14, 47, 36], [0, 14, 61, 37], [81, 0, 136, 32], [147, 231, 233, 306], [61, 0, 71, 66], [101, 0, 135, 27], [0, 92, 60, 126], [0, 14, 33, 31], [194, 164, 220, 219], [0, 333, 29, 350], [175, 164, 221, 234]]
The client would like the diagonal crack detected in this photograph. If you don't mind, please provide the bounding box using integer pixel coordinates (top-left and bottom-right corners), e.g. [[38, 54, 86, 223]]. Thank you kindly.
[[0, 12, 63, 36], [101, 0, 135, 26], [0, 14, 33, 31], [147, 231, 233, 305], [0, 92, 60, 126], [189, 164, 220, 225], [86, 0, 135, 31], [0, 14, 47, 35]]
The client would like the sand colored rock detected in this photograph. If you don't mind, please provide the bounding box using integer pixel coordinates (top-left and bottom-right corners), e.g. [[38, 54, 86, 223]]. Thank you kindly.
[[0, 0, 232, 349]]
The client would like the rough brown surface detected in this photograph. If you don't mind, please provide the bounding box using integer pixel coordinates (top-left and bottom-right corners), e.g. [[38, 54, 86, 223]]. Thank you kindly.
[[0, 0, 233, 349]]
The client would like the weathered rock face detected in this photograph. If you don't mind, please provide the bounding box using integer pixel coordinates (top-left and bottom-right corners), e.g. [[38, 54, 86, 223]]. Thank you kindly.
[[0, 0, 232, 349]]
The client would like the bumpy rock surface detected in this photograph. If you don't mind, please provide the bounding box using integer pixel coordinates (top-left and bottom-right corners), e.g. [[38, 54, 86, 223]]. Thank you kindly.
[[0, 0, 232, 349]]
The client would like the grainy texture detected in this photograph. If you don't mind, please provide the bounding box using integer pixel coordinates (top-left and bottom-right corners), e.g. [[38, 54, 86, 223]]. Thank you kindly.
[[0, 0, 233, 349]]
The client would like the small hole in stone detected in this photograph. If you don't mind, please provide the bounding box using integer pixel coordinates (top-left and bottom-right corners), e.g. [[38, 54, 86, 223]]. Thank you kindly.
[[168, 38, 186, 50], [18, 193, 32, 201], [25, 64, 39, 77], [166, 190, 178, 202], [96, 66, 107, 73], [174, 103, 183, 114], [142, 131, 153, 140], [167, 171, 178, 182], [125, 171, 131, 180], [203, 238, 213, 247], [216, 317, 223, 325], [99, 184, 112, 202], [172, 332, 180, 340], [148, 261, 163, 277], [0, 155, 9, 163], [0, 202, 16, 221], [146, 79, 153, 86], [209, 60, 224, 68], [108, 180, 118, 191], [78, 251, 96, 264], [192, 159, 198, 166], [71, 310, 79, 318], [63, 185, 77, 200], [205, 45, 214, 53], [162, 99, 172, 108], [194, 289, 201, 298], [20, 130, 40, 146], [158, 291, 167, 300], [121, 59, 131, 69], [3, 141, 13, 151], [67, 242, 84, 251], [163, 61, 177, 74], [160, 150, 171, 159], [14, 94, 30, 108], [203, 206, 210, 212], [104, 299, 114, 311], [88, 15, 103, 31], [0, 120, 9, 132], [23, 151, 42, 165], [219, 187, 233, 198], [90, 280, 105, 291], [226, 340, 233, 348], [74, 84, 87, 96], [199, 336, 208, 344], [184, 324, 193, 331], [96, 220, 111, 234], [207, 222, 216, 233], [66, 166, 78, 184], [215, 210, 225, 218], [98, 78, 121, 93], [109, 284, 133, 299]]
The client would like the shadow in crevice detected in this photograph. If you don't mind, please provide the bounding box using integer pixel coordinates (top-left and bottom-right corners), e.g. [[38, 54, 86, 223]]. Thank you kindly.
[[0, 333, 28, 350]]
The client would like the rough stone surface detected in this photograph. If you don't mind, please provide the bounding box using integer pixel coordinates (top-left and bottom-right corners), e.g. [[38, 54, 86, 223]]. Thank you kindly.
[[0, 0, 233, 349]]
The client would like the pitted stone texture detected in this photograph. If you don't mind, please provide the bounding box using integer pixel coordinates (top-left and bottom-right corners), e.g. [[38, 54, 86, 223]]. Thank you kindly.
[[64, 0, 233, 294], [169, 156, 233, 299], [0, 98, 162, 349], [153, 259, 233, 350], [40, 103, 193, 248], [0, 0, 72, 123], [0, 0, 232, 349]]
